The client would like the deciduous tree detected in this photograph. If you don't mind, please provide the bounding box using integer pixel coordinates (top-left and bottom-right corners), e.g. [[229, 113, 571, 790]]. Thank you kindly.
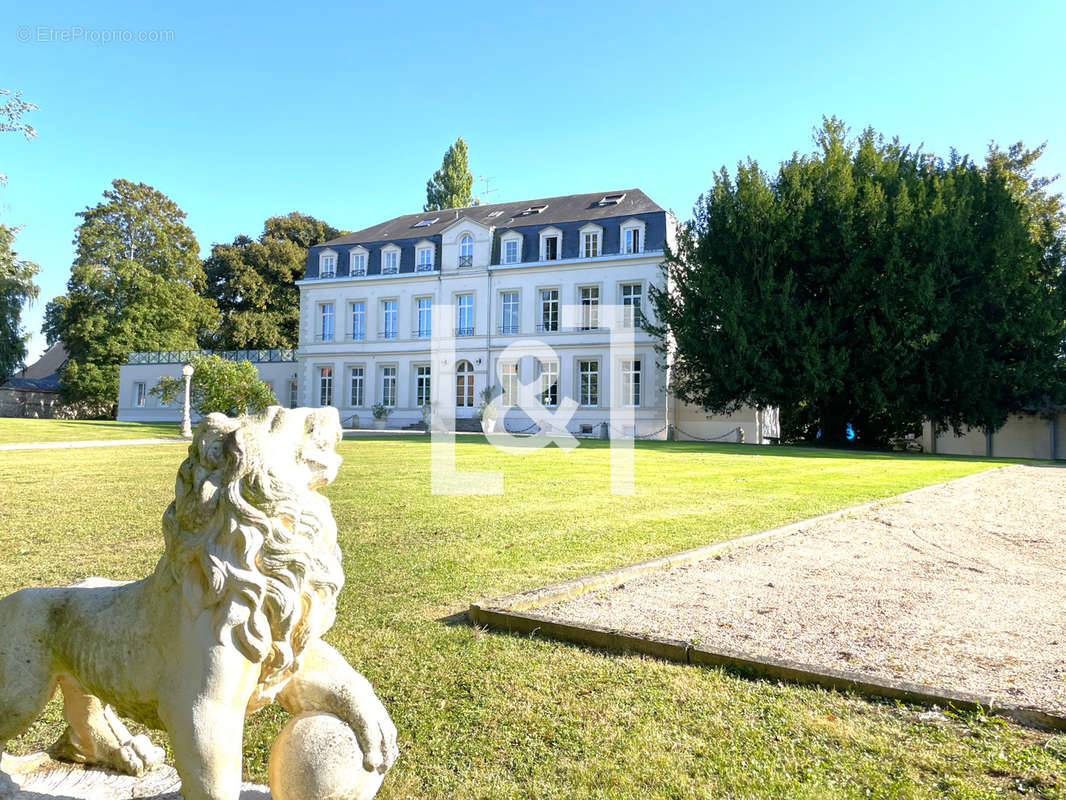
[[0, 225, 39, 380], [151, 353, 276, 417], [49, 179, 217, 409], [424, 138, 475, 211]]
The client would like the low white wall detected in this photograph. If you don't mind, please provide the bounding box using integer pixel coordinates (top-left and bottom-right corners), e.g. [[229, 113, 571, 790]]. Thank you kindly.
[[921, 412, 1064, 460]]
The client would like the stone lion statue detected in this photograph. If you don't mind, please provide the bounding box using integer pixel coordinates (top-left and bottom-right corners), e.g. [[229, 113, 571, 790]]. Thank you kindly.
[[0, 406, 398, 800]]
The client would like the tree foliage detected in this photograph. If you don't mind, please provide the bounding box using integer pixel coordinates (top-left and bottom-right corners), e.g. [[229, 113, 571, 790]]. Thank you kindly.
[[424, 137, 475, 211], [649, 118, 1066, 446], [0, 225, 39, 380], [48, 179, 217, 408], [201, 213, 341, 350], [151, 354, 276, 417]]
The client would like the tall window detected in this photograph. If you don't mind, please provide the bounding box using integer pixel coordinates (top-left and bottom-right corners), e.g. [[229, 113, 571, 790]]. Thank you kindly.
[[621, 283, 643, 327], [415, 365, 432, 407], [539, 288, 559, 332], [288, 380, 298, 409], [319, 302, 334, 342], [500, 291, 519, 334], [623, 227, 642, 254], [416, 297, 432, 337], [456, 360, 474, 407], [383, 250, 399, 273], [622, 360, 641, 407], [459, 234, 474, 267], [579, 286, 600, 330], [381, 366, 397, 407], [319, 367, 333, 407], [417, 247, 434, 271], [350, 252, 367, 275], [320, 253, 336, 278], [537, 359, 558, 407], [503, 239, 519, 265], [579, 360, 599, 406], [134, 381, 146, 407], [456, 294, 474, 336], [350, 301, 366, 341], [349, 367, 364, 406], [499, 361, 518, 406], [582, 231, 600, 258], [542, 235, 559, 261], [382, 300, 398, 339]]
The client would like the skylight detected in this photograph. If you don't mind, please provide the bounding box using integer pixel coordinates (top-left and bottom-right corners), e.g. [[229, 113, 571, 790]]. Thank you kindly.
[[520, 204, 549, 215], [486, 210, 504, 218], [413, 217, 439, 227], [598, 193, 626, 206]]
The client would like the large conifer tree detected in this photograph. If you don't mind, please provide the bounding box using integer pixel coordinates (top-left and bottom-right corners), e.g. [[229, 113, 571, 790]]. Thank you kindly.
[[424, 138, 475, 211]]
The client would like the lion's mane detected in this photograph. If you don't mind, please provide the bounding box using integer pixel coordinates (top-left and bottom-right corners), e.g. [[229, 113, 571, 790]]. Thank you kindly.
[[159, 410, 344, 698]]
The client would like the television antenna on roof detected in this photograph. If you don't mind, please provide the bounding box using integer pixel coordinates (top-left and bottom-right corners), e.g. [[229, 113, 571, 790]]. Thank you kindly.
[[477, 175, 498, 205]]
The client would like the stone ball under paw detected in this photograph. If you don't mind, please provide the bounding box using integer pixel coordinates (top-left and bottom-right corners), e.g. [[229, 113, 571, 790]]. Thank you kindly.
[[269, 712, 385, 800]]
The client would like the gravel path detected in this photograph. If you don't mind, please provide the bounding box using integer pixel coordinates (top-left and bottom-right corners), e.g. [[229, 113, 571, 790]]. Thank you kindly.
[[541, 465, 1066, 714]]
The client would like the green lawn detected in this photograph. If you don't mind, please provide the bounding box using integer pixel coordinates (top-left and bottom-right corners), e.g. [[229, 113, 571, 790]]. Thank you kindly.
[[0, 418, 182, 443], [1, 438, 1062, 799]]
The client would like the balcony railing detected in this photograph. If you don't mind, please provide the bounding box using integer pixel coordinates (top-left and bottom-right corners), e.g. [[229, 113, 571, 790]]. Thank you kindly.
[[314, 333, 334, 343], [413, 329, 432, 338], [497, 325, 520, 335], [126, 348, 296, 365], [455, 327, 475, 337], [380, 330, 399, 340], [536, 322, 559, 333], [345, 332, 366, 342], [416, 263, 436, 272], [457, 255, 473, 268], [351, 267, 367, 277]]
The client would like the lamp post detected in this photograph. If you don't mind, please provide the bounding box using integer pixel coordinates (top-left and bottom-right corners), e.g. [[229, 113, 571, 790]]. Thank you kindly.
[[181, 363, 194, 438]]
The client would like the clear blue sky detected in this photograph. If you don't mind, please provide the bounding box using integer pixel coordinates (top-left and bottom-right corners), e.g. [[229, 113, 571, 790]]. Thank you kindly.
[[3, 0, 1064, 363]]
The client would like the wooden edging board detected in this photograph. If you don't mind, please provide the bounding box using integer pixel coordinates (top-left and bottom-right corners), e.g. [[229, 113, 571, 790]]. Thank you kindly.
[[467, 466, 1066, 732]]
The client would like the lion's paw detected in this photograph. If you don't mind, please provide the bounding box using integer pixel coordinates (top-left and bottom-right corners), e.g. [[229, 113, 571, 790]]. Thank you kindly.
[[115, 735, 165, 777]]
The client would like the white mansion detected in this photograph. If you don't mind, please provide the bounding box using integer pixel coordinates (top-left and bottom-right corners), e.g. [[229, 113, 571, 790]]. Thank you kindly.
[[118, 189, 768, 442]]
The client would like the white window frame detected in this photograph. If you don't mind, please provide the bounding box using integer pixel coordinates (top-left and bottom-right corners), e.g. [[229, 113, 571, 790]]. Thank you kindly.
[[500, 232, 522, 265], [381, 245, 400, 274], [621, 359, 642, 408], [318, 366, 334, 407], [349, 247, 368, 276], [455, 360, 475, 407], [539, 227, 562, 261], [134, 381, 146, 407], [498, 360, 519, 407], [415, 364, 432, 407], [380, 365, 397, 407], [539, 287, 559, 332], [318, 301, 335, 342], [349, 300, 367, 341], [349, 365, 365, 407], [536, 358, 559, 407], [458, 234, 475, 268], [620, 282, 643, 328], [381, 298, 398, 339], [318, 249, 337, 278], [578, 223, 603, 259], [620, 219, 646, 255], [499, 289, 520, 335], [415, 241, 434, 272], [456, 293, 474, 336], [578, 285, 600, 330], [578, 359, 599, 407], [415, 296, 433, 338]]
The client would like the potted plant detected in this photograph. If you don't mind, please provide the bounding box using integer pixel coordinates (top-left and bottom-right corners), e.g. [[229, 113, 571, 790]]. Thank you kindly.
[[371, 402, 388, 430]]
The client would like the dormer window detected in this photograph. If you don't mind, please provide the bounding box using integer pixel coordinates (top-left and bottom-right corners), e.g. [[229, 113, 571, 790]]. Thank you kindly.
[[349, 247, 368, 276], [381, 245, 400, 274], [416, 242, 435, 271], [458, 234, 474, 268], [579, 223, 603, 259], [620, 219, 647, 255], [539, 227, 562, 261], [319, 250, 337, 278], [500, 232, 523, 265]]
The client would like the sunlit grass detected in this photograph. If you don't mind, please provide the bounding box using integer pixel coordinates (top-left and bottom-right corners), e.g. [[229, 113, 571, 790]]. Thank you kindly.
[[2, 437, 1062, 799], [0, 418, 182, 443]]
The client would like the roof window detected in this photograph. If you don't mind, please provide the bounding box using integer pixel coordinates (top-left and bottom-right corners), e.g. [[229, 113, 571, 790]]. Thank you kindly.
[[413, 217, 439, 228], [520, 203, 549, 216], [598, 193, 626, 206]]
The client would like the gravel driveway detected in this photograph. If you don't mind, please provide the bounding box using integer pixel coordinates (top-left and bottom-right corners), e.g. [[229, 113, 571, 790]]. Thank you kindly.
[[541, 465, 1066, 714]]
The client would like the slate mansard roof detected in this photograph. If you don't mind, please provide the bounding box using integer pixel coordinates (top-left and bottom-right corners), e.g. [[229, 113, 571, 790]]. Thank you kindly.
[[306, 189, 667, 279]]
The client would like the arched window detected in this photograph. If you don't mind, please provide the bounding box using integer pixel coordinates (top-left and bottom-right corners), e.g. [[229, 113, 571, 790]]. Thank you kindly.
[[459, 234, 474, 267], [456, 360, 474, 407]]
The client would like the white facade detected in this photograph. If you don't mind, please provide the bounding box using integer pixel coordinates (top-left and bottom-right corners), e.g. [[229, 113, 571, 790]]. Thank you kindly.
[[297, 215, 671, 436]]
